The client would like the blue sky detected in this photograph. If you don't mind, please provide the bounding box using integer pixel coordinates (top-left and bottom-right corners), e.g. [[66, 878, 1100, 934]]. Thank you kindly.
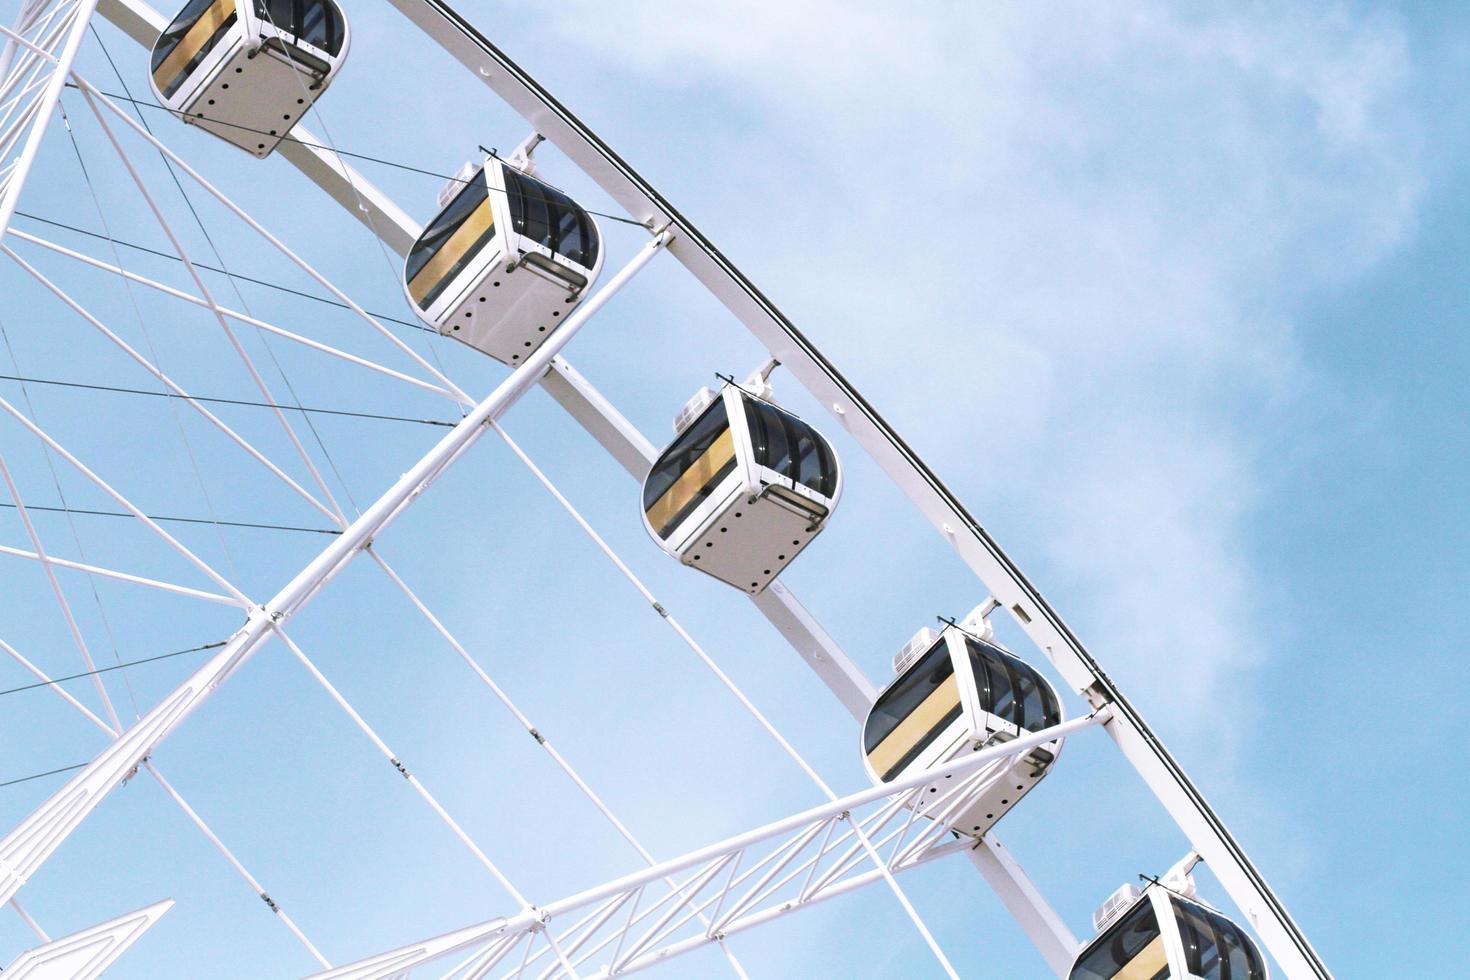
[[0, 1, 1464, 976]]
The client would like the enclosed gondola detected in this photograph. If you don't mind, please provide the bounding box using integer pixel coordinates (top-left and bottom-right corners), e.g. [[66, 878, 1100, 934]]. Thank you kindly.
[[403, 155, 604, 364], [149, 0, 349, 157], [1071, 877, 1269, 980], [861, 615, 1064, 838], [641, 381, 840, 594]]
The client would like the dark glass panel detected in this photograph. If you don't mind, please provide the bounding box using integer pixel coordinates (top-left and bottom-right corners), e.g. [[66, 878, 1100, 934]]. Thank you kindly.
[[404, 168, 493, 309], [863, 640, 956, 755], [254, 0, 344, 54], [152, 0, 216, 74], [965, 637, 1059, 733], [643, 400, 736, 538], [1071, 898, 1170, 980], [1172, 899, 1267, 980], [741, 397, 838, 498], [503, 168, 599, 269]]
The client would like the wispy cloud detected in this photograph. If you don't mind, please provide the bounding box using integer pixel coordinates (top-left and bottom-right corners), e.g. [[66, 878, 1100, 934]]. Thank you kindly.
[[526, 1, 1425, 749]]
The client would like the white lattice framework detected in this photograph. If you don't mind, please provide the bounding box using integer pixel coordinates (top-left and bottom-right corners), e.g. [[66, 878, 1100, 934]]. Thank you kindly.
[[0, 0, 1332, 977]]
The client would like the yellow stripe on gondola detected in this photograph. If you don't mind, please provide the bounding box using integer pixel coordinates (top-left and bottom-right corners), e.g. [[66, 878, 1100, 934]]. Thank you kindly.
[[1113, 934, 1168, 980], [407, 197, 497, 307], [153, 0, 234, 94], [646, 428, 735, 535], [866, 673, 960, 780]]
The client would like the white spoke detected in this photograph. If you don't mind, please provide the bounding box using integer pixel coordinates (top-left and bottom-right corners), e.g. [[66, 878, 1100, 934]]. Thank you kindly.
[[0, 453, 121, 728], [0, 543, 251, 607], [7, 229, 463, 403], [72, 73, 475, 406], [276, 628, 528, 905], [79, 87, 349, 524], [5, 244, 341, 522], [0, 633, 332, 967], [0, 389, 248, 602]]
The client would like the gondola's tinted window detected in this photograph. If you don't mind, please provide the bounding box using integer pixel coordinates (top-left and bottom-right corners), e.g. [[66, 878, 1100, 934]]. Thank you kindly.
[[643, 401, 737, 539], [153, 0, 215, 71], [255, 0, 346, 54], [966, 638, 1060, 733], [503, 169, 598, 268], [152, 0, 237, 98], [1172, 899, 1266, 980], [404, 170, 495, 309], [742, 397, 838, 498], [1071, 898, 1170, 980], [863, 640, 962, 780]]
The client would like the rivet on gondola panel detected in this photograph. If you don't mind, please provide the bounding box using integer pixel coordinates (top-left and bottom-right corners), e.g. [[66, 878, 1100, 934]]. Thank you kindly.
[[641, 366, 841, 594], [403, 153, 605, 364], [1072, 856, 1270, 980], [861, 604, 1065, 839], [149, 0, 349, 158]]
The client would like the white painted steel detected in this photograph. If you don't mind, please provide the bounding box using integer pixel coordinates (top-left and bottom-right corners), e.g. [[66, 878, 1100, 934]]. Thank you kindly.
[[77, 87, 350, 523], [8, 898, 48, 942], [0, 389, 249, 602], [366, 550, 750, 979], [494, 420, 958, 979], [0, 898, 172, 978], [0, 232, 667, 910], [0, 635, 331, 964], [0, 543, 247, 607], [312, 712, 1106, 979], [0, 454, 124, 729], [0, 0, 94, 236], [968, 836, 1079, 975], [5, 229, 462, 403], [379, 5, 1329, 975], [72, 73, 474, 406], [0, 3, 1317, 975], [277, 629, 528, 905], [3, 244, 341, 522]]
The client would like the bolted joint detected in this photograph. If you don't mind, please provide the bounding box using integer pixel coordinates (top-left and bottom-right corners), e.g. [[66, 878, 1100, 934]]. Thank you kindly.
[[651, 601, 668, 618], [1083, 679, 1111, 711], [528, 728, 546, 744], [261, 892, 280, 913], [389, 757, 410, 779]]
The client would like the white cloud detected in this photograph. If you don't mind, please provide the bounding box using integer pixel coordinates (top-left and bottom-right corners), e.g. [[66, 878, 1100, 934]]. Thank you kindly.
[[523, 1, 1425, 749]]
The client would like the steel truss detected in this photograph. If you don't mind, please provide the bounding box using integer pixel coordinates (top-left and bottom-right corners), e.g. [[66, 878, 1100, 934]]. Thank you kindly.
[[0, 0, 1331, 977], [312, 713, 1107, 980]]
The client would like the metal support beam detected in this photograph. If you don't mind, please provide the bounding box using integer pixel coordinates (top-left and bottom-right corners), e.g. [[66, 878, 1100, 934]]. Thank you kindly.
[[77, 3, 1173, 973], [0, 231, 668, 909], [968, 836, 1078, 975], [0, 898, 172, 979], [380, 4, 1330, 977], [314, 711, 1107, 980], [0, 0, 98, 235]]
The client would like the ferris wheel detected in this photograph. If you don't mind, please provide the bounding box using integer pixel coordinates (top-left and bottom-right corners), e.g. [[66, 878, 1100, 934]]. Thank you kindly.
[[0, 1, 1335, 977]]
